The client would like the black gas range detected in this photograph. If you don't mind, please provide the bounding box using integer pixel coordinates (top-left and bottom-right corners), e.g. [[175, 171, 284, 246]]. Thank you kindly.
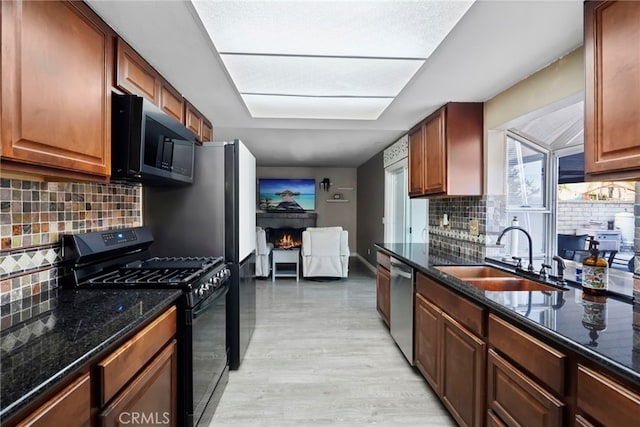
[[63, 226, 229, 427]]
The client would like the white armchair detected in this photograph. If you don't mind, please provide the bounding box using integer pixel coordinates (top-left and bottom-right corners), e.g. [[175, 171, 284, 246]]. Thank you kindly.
[[301, 227, 349, 278], [255, 227, 273, 277]]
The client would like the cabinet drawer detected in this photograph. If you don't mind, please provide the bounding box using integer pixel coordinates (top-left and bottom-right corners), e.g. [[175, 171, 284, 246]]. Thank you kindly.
[[488, 314, 566, 395], [576, 364, 640, 426], [487, 349, 564, 427], [376, 252, 390, 270], [416, 273, 484, 336], [18, 373, 91, 427], [98, 306, 176, 405], [100, 340, 177, 426]]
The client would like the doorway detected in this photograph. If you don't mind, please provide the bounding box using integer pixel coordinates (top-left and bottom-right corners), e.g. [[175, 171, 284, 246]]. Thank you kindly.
[[384, 158, 427, 244]]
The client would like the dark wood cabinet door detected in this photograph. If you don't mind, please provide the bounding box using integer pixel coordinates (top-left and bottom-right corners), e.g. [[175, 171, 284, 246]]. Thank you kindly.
[[408, 125, 425, 196], [440, 312, 485, 427], [1, 0, 112, 177], [415, 293, 441, 394], [185, 101, 203, 142], [201, 119, 213, 143], [99, 340, 178, 427], [17, 373, 91, 427], [424, 109, 446, 195], [160, 80, 185, 123], [116, 38, 160, 104], [576, 364, 640, 426], [376, 265, 390, 326], [585, 1, 640, 179], [487, 349, 564, 427]]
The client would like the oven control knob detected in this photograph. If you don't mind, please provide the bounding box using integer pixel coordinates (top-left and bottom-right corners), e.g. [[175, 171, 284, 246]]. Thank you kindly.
[[197, 288, 204, 296], [212, 277, 220, 286]]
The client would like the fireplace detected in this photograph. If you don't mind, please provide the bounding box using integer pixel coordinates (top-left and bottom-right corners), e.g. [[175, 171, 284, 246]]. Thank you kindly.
[[266, 227, 304, 249]]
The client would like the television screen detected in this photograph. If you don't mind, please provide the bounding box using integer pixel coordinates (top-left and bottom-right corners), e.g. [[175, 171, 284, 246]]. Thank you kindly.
[[258, 178, 316, 211]]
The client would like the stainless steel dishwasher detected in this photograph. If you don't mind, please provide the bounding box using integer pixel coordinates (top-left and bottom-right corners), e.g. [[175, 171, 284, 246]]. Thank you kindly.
[[390, 257, 414, 365]]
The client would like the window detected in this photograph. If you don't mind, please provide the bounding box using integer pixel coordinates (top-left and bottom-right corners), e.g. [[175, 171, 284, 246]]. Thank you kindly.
[[504, 133, 552, 269]]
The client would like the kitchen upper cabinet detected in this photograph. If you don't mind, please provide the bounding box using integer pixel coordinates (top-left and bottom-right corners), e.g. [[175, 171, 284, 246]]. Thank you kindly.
[[185, 101, 212, 143], [1, 0, 112, 179], [585, 1, 640, 180], [202, 119, 214, 143], [16, 373, 91, 427], [408, 102, 483, 197], [116, 38, 185, 123], [409, 126, 425, 196]]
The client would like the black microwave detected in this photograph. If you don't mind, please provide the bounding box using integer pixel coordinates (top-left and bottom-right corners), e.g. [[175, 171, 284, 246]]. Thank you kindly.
[[111, 93, 195, 185]]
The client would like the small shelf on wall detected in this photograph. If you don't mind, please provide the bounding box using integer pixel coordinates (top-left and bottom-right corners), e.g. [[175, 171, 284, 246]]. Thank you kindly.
[[336, 187, 354, 191], [326, 199, 350, 203]]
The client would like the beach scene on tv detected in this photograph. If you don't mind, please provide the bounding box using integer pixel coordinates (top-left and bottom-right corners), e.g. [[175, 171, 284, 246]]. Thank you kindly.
[[259, 179, 316, 211]]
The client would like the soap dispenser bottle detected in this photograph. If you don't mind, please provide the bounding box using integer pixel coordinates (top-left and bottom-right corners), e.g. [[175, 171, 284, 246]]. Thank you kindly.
[[582, 237, 609, 296]]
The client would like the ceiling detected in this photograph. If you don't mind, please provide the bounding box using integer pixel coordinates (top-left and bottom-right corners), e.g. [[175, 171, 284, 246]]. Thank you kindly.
[[85, 0, 584, 167]]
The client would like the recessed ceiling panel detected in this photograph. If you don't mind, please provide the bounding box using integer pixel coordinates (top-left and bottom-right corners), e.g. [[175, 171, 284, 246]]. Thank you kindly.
[[220, 54, 424, 97], [192, 1, 475, 58], [241, 95, 393, 120]]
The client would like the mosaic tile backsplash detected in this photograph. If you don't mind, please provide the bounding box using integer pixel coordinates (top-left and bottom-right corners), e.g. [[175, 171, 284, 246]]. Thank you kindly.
[[428, 196, 493, 261], [0, 178, 142, 327]]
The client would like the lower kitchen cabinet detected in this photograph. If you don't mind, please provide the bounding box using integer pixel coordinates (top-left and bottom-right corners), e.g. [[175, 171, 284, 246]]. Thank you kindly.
[[441, 312, 485, 427], [487, 349, 563, 427], [576, 364, 640, 426], [99, 340, 177, 426], [98, 305, 178, 426], [376, 252, 391, 326], [487, 314, 566, 426], [376, 264, 390, 326], [415, 294, 440, 393], [414, 272, 485, 427], [16, 373, 91, 427]]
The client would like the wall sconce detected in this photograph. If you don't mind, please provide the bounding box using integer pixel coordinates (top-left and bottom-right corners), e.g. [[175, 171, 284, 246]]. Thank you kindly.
[[320, 178, 331, 192]]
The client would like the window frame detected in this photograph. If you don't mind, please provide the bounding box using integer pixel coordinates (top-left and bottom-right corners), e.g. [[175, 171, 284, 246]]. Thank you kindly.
[[504, 131, 553, 266]]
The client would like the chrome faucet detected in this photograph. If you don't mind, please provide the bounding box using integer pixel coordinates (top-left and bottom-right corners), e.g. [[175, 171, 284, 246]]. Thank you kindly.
[[496, 226, 534, 273], [552, 255, 567, 286]]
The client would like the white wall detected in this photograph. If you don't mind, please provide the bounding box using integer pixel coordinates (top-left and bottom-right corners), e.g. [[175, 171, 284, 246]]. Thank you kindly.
[[483, 48, 584, 194], [257, 166, 357, 252]]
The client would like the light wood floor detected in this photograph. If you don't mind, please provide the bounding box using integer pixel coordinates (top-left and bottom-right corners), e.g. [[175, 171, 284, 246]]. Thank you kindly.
[[210, 258, 455, 426]]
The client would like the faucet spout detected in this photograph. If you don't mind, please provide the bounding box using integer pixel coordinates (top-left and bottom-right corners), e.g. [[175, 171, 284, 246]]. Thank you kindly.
[[496, 226, 534, 273]]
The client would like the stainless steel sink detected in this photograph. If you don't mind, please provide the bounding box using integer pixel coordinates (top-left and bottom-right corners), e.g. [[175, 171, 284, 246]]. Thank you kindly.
[[435, 265, 564, 292]]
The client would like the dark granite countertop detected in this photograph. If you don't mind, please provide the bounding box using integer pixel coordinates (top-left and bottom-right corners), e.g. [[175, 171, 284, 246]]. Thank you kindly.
[[0, 288, 183, 422], [375, 243, 640, 387]]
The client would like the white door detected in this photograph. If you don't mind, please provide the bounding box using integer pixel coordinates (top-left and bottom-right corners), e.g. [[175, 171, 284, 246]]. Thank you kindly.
[[385, 159, 428, 244], [385, 161, 407, 243]]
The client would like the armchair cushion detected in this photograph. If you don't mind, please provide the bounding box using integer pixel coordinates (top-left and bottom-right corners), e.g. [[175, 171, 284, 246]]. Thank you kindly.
[[301, 227, 349, 278]]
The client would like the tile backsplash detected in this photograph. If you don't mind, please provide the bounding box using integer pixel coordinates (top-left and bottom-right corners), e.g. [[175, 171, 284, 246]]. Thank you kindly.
[[0, 178, 142, 328], [428, 196, 495, 261]]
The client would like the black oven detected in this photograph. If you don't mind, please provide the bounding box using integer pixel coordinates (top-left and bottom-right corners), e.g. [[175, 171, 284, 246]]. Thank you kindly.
[[185, 281, 229, 426], [62, 228, 231, 427]]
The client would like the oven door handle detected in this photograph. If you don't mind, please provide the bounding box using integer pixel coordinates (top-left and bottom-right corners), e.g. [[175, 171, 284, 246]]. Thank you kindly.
[[193, 284, 228, 319]]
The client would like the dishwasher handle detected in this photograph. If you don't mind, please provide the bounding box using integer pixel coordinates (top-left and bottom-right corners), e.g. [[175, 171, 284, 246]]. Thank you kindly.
[[390, 258, 413, 279]]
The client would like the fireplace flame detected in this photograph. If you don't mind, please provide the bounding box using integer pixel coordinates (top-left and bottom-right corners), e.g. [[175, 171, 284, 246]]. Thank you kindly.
[[276, 234, 301, 249]]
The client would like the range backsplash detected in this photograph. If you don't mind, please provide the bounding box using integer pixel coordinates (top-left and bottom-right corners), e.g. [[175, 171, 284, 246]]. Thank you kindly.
[[0, 178, 142, 329]]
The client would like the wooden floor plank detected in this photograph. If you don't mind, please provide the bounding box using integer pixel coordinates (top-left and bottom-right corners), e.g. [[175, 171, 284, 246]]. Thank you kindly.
[[210, 259, 455, 426]]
